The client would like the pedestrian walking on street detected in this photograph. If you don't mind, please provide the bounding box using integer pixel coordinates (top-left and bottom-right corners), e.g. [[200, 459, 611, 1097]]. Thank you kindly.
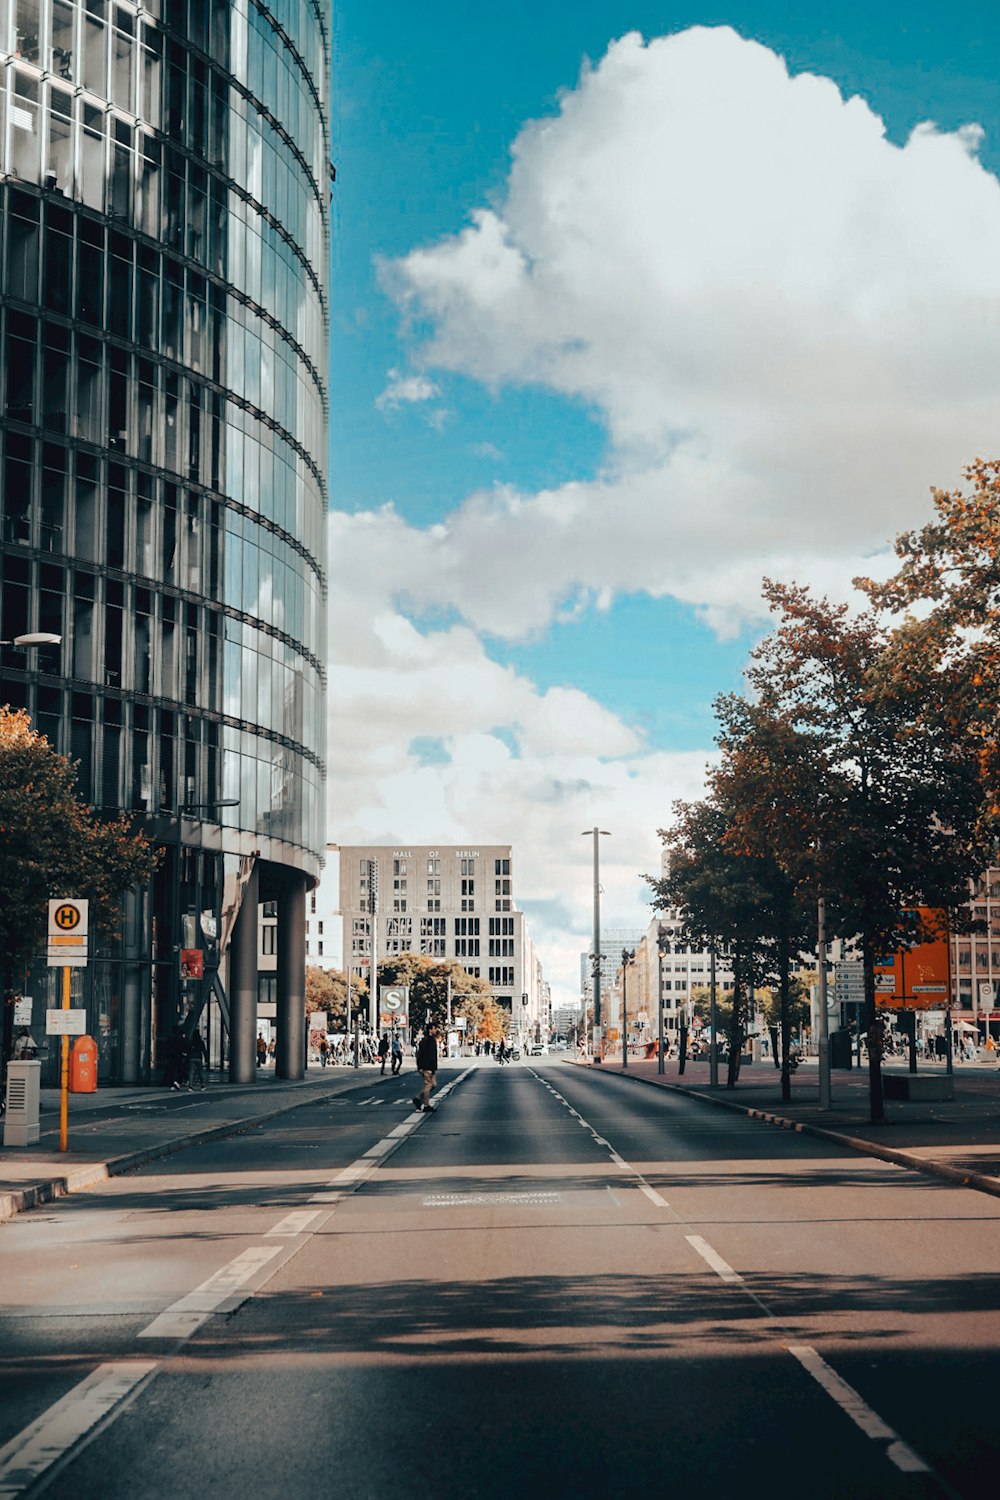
[[319, 1036, 329, 1067], [165, 1023, 187, 1090], [378, 1032, 390, 1075], [187, 1027, 207, 1090], [391, 1032, 403, 1074], [412, 1024, 439, 1112], [256, 1033, 267, 1068]]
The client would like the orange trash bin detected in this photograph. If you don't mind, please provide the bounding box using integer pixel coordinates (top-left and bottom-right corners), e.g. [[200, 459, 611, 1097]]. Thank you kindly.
[[69, 1035, 99, 1093]]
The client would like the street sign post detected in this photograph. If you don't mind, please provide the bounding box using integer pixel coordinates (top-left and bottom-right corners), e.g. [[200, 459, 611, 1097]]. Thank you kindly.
[[47, 899, 89, 1151]]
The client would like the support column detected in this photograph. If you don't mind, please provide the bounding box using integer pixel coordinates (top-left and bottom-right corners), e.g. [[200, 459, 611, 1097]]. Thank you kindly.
[[276, 872, 307, 1080], [228, 862, 258, 1084]]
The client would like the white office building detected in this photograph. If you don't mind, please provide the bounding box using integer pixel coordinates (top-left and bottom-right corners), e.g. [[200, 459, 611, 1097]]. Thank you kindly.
[[335, 844, 544, 1034]]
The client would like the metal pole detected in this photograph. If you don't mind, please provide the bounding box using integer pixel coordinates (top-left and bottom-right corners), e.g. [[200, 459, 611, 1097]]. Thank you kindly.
[[447, 974, 452, 1027], [59, 964, 70, 1152], [657, 936, 665, 1075], [368, 858, 378, 1038], [583, 829, 609, 1061], [709, 941, 719, 1087], [818, 895, 831, 1109], [593, 831, 601, 1052], [621, 951, 628, 1071]]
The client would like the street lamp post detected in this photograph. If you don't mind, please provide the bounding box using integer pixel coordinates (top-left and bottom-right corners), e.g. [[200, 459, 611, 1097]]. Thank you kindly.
[[709, 940, 719, 1087], [621, 948, 635, 1070], [582, 829, 610, 1060], [656, 927, 668, 1075]]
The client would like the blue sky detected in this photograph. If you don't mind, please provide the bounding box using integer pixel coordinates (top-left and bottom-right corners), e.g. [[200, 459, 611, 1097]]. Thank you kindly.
[[325, 2, 1000, 998]]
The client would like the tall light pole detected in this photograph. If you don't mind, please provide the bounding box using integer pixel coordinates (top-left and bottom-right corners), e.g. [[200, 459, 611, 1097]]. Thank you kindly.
[[656, 927, 668, 1075], [621, 948, 635, 1070], [709, 940, 719, 1087], [582, 829, 610, 1060], [368, 858, 379, 1037]]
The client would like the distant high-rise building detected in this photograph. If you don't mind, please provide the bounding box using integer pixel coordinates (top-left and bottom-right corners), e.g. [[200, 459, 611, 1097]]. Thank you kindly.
[[0, 2, 330, 1082], [335, 843, 545, 1034]]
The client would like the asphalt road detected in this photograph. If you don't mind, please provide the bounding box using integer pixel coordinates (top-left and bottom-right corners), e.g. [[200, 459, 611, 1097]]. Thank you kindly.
[[1, 1058, 999, 1499]]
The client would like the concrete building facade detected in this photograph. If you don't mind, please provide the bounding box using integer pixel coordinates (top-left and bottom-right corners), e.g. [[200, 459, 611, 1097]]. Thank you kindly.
[[336, 843, 545, 1036]]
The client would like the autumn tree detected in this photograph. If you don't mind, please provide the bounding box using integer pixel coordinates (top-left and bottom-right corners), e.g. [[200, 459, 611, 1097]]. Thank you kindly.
[[652, 799, 781, 1089], [710, 694, 833, 1099], [0, 707, 159, 1056], [861, 457, 1000, 827], [744, 582, 988, 1121], [305, 966, 349, 1030], [375, 954, 493, 1036]]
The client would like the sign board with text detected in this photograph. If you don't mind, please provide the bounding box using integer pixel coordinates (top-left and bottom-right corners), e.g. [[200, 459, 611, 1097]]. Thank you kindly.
[[46, 1009, 86, 1036], [47, 898, 89, 968], [875, 908, 950, 1010]]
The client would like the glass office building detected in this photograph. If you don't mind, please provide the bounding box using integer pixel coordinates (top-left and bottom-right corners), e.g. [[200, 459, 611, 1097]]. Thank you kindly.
[[0, 0, 329, 1082]]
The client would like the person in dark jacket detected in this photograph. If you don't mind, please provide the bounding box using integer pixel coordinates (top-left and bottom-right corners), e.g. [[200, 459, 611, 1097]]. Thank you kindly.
[[187, 1027, 208, 1090], [378, 1031, 390, 1074], [412, 1025, 439, 1112]]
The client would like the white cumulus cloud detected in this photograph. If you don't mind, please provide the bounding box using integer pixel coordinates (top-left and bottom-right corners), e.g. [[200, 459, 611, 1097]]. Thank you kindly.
[[329, 25, 1000, 1004]]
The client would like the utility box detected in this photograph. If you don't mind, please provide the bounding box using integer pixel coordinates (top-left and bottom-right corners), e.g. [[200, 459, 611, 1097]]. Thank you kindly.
[[3, 1060, 41, 1147], [830, 1029, 853, 1070], [69, 1035, 98, 1093]]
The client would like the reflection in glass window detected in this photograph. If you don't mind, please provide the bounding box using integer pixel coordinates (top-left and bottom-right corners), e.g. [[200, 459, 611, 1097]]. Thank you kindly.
[[80, 103, 105, 211], [11, 71, 40, 182], [47, 86, 74, 194]]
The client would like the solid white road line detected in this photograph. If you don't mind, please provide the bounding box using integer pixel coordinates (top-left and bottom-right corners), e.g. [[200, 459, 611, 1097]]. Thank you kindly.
[[137, 1245, 282, 1339], [787, 1345, 931, 1473], [0, 1362, 157, 1498], [265, 1209, 323, 1238]]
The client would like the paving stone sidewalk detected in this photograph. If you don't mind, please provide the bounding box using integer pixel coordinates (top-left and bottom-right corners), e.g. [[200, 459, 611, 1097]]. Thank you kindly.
[[572, 1053, 1000, 1196], [0, 1064, 392, 1223]]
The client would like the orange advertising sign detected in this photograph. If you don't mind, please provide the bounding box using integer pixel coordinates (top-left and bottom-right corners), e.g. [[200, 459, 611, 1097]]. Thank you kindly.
[[874, 909, 949, 1010]]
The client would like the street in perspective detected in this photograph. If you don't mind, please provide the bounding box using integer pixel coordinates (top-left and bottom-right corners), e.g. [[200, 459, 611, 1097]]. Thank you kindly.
[[3, 1049, 1000, 1499], [4, 2, 1000, 1498]]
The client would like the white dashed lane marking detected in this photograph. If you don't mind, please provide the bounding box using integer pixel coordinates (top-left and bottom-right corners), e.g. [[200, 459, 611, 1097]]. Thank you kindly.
[[537, 1068, 938, 1486], [788, 1345, 931, 1475], [0, 1362, 158, 1498]]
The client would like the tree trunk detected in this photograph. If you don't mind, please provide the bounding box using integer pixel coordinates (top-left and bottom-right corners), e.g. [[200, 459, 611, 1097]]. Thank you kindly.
[[862, 935, 885, 1123], [726, 944, 743, 1088], [779, 939, 792, 1102]]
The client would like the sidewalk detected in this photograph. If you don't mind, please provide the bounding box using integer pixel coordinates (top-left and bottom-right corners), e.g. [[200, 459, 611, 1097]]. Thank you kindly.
[[0, 1064, 389, 1224], [574, 1054, 1000, 1197]]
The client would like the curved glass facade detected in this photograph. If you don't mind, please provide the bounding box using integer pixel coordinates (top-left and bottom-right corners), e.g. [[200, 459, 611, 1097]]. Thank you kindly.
[[0, 0, 329, 1079]]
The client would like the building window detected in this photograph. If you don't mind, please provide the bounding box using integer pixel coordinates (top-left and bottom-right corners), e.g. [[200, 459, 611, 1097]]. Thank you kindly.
[[317, 941, 323, 957], [494, 858, 510, 876]]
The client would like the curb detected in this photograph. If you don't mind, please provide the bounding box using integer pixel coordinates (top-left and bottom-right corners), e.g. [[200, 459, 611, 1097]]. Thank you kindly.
[[571, 1061, 1000, 1201], [0, 1073, 392, 1225]]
